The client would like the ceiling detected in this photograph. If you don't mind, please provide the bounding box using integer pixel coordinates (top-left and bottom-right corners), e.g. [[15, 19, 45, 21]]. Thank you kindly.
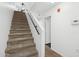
[[0, 2, 56, 17]]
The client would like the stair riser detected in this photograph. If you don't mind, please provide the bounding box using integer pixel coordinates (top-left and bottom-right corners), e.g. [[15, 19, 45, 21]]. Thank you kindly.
[[7, 39, 34, 46], [13, 21, 27, 23], [11, 27, 30, 30], [13, 14, 26, 16], [13, 18, 26, 19], [5, 45, 37, 57], [12, 18, 27, 22], [12, 20, 28, 22], [11, 25, 29, 28], [12, 22, 28, 24], [5, 11, 37, 57], [13, 15, 26, 17], [11, 28, 29, 30], [6, 52, 37, 57], [13, 16, 26, 18], [13, 16, 26, 20], [12, 21, 28, 23], [9, 34, 32, 39], [12, 23, 29, 26], [11, 24, 29, 26], [11, 25, 29, 27], [10, 30, 30, 34], [6, 45, 35, 54], [13, 19, 28, 21]]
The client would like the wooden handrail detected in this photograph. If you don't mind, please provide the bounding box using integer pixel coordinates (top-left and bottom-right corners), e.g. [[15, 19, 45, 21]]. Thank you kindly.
[[28, 13, 40, 35]]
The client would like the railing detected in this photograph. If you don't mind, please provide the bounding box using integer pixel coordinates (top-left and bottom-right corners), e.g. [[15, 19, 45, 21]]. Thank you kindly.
[[25, 10, 45, 57], [28, 13, 40, 35]]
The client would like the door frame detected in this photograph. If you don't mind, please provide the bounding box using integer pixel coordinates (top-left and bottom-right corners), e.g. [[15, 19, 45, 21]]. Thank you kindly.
[[45, 16, 51, 45]]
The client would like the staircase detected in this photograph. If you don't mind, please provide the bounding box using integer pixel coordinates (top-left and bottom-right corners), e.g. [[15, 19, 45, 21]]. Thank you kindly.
[[5, 11, 38, 57]]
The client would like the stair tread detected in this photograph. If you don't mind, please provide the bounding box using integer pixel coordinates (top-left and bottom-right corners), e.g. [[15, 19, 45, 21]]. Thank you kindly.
[[6, 40, 34, 51], [10, 29, 30, 31], [9, 32, 31, 35], [11, 25, 29, 26], [12, 24, 28, 26], [10, 30, 30, 33], [12, 21, 28, 22], [6, 46, 37, 57], [11, 28, 30, 30], [11, 26, 29, 28], [8, 37, 33, 42], [10, 30, 30, 34], [5, 11, 37, 57]]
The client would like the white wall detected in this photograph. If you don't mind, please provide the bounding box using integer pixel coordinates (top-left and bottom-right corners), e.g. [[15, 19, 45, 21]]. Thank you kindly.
[[29, 2, 53, 16], [0, 3, 18, 11], [24, 2, 54, 29], [24, 2, 35, 11], [50, 2, 79, 57], [28, 2, 57, 44], [0, 6, 14, 56]]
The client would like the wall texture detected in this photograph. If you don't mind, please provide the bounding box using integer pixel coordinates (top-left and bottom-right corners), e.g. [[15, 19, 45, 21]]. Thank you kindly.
[[0, 6, 14, 56], [50, 2, 79, 57]]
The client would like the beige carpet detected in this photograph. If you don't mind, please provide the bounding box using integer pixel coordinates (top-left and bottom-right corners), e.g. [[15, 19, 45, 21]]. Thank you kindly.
[[5, 11, 38, 57]]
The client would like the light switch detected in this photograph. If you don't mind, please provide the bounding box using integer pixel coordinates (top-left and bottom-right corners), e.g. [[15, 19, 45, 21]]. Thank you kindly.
[[72, 19, 79, 25]]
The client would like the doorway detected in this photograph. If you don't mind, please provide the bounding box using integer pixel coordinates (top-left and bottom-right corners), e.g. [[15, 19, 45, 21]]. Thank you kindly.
[[45, 16, 51, 48]]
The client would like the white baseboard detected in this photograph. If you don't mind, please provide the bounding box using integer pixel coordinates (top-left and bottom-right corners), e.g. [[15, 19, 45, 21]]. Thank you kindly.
[[51, 48, 64, 57]]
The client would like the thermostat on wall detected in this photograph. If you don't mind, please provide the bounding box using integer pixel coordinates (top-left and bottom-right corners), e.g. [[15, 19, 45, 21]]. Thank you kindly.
[[72, 19, 79, 25]]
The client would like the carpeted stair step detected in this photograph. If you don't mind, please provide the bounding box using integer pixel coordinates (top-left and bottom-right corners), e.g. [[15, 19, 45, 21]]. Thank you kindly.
[[11, 26, 30, 30], [6, 40, 35, 54], [11, 26, 29, 28], [10, 29, 30, 34], [11, 23, 29, 25], [5, 11, 38, 57], [10, 28, 30, 31], [6, 46, 37, 57], [10, 31, 31, 34], [9, 32, 32, 39], [11, 24, 29, 26], [12, 21, 28, 24], [8, 37, 34, 45], [11, 25, 29, 28], [12, 20, 28, 22], [12, 19, 27, 21]]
